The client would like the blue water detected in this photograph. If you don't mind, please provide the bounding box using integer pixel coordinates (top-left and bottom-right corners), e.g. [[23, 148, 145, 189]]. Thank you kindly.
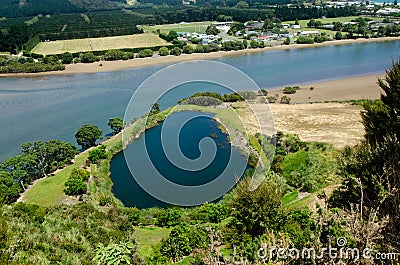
[[0, 40, 399, 161], [110, 111, 249, 208]]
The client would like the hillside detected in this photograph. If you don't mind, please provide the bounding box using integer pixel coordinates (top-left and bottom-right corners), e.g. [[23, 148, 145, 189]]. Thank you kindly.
[[0, 0, 126, 17]]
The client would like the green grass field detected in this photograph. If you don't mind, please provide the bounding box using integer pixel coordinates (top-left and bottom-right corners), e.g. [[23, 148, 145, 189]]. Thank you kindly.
[[284, 16, 385, 36], [31, 33, 170, 55], [143, 21, 212, 34]]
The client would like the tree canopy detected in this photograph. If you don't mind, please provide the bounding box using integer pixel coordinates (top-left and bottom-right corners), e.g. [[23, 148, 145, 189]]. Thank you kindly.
[[75, 124, 103, 150]]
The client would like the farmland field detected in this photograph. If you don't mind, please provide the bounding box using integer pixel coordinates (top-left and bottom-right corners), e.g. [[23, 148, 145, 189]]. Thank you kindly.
[[31, 33, 170, 55], [143, 21, 212, 34]]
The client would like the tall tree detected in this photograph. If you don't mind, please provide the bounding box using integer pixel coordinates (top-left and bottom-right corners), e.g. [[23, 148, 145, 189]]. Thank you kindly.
[[75, 124, 103, 150], [108, 117, 124, 135]]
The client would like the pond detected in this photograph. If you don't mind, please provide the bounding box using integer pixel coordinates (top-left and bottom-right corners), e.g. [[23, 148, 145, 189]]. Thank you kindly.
[[110, 111, 250, 208]]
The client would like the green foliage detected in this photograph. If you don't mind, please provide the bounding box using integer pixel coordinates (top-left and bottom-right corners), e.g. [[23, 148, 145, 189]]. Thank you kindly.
[[225, 177, 284, 245], [221, 40, 245, 51], [80, 52, 99, 63], [195, 202, 230, 223], [282, 86, 297, 94], [160, 223, 208, 262], [280, 95, 291, 104], [283, 37, 290, 45], [150, 102, 160, 115], [137, 49, 153, 58], [126, 208, 142, 225], [0, 171, 22, 204], [104, 49, 129, 61], [158, 46, 169, 56], [205, 25, 219, 35], [169, 46, 182, 56], [75, 124, 103, 150], [157, 208, 182, 227], [12, 203, 46, 224], [249, 39, 259, 48], [93, 241, 144, 265], [60, 52, 73, 64], [335, 31, 343, 40], [182, 45, 193, 54], [296, 36, 315, 44], [2, 203, 136, 264], [64, 175, 87, 196], [88, 145, 107, 164], [108, 117, 124, 135]]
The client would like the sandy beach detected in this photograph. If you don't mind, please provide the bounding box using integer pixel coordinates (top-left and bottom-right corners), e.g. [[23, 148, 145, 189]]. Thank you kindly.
[[1, 36, 399, 78], [271, 73, 384, 103]]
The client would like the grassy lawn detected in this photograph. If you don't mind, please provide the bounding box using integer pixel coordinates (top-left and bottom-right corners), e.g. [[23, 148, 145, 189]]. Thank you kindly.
[[134, 226, 171, 258], [31, 33, 170, 55], [283, 16, 384, 37], [143, 21, 212, 34], [22, 151, 90, 206]]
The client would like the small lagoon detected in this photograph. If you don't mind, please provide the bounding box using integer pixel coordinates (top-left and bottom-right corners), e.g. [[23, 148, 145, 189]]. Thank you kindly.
[[110, 111, 250, 208]]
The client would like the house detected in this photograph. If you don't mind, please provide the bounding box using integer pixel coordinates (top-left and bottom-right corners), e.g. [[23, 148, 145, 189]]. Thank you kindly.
[[282, 24, 291, 29], [298, 30, 319, 37], [291, 24, 301, 29], [245, 21, 264, 29]]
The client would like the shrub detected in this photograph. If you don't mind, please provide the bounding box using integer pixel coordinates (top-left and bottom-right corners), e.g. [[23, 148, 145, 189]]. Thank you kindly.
[[137, 49, 153, 58], [182, 45, 194, 54], [158, 47, 169, 56], [64, 176, 87, 196], [157, 208, 182, 227], [126, 208, 142, 225], [88, 145, 107, 163], [280, 95, 291, 104], [283, 86, 297, 94], [169, 47, 182, 56], [104, 49, 128, 61], [296, 36, 314, 44], [80, 52, 99, 63]]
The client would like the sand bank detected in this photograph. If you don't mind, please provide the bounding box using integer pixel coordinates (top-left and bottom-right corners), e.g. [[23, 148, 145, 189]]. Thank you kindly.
[[271, 73, 384, 103]]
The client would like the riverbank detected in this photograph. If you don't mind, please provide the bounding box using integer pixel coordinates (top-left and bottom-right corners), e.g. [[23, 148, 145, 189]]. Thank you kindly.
[[270, 73, 384, 103], [1, 36, 399, 78]]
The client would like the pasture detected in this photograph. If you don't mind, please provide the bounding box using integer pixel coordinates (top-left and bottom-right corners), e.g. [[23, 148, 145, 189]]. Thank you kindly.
[[31, 33, 170, 55]]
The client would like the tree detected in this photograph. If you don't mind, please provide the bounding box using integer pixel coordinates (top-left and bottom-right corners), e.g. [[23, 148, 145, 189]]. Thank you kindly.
[[150, 103, 160, 115], [335, 31, 343, 40], [167, 30, 178, 40], [158, 47, 169, 56], [205, 25, 219, 35], [331, 59, 400, 253], [80, 52, 98, 63], [108, 117, 123, 134], [75, 124, 103, 150], [182, 45, 193, 54], [60, 52, 73, 64]]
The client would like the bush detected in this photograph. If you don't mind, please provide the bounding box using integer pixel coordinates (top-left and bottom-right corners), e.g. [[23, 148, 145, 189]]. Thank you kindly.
[[88, 145, 107, 163], [283, 86, 297, 94], [280, 95, 291, 104], [158, 47, 169, 56], [137, 49, 153, 58], [157, 208, 182, 227], [126, 207, 142, 225], [104, 49, 128, 61], [296, 36, 315, 44], [182, 45, 194, 54], [64, 176, 87, 196], [169, 47, 182, 56], [80, 52, 99, 63], [60, 52, 73, 64]]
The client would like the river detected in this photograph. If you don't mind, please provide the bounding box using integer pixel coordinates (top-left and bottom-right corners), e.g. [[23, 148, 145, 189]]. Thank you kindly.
[[0, 40, 399, 162]]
